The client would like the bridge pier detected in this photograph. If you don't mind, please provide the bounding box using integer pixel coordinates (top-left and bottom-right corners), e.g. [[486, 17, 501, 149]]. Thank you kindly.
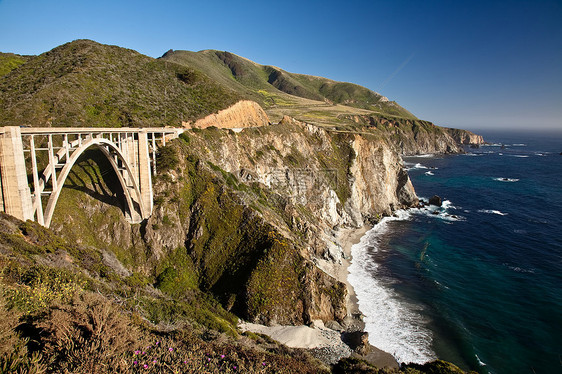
[[0, 127, 33, 221], [138, 130, 153, 218]]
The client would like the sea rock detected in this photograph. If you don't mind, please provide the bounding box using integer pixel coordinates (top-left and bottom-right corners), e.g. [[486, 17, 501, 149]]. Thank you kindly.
[[429, 195, 442, 206], [342, 331, 371, 355]]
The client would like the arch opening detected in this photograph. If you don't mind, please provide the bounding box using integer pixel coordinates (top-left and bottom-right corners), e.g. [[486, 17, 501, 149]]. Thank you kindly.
[[42, 138, 145, 227]]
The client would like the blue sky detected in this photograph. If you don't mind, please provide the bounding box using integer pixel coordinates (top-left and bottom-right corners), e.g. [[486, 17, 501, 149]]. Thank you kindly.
[[0, 0, 561, 132]]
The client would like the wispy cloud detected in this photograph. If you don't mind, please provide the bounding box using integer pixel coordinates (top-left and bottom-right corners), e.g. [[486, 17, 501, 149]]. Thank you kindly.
[[379, 52, 416, 90]]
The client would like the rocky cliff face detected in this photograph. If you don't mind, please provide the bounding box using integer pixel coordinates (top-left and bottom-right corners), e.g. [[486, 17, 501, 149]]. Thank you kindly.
[[339, 114, 481, 155], [49, 102, 482, 328], [445, 127, 485, 145], [51, 116, 421, 326], [182, 100, 270, 129]]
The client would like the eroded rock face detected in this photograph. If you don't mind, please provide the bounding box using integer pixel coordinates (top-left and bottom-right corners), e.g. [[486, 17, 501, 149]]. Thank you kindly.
[[52, 109, 474, 326], [446, 128, 485, 145], [183, 100, 270, 129], [181, 119, 418, 235]]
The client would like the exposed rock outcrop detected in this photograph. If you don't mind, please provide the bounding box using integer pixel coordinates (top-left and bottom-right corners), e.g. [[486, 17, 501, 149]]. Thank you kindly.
[[338, 114, 482, 155], [50, 110, 481, 329], [445, 127, 485, 145], [183, 100, 270, 129]]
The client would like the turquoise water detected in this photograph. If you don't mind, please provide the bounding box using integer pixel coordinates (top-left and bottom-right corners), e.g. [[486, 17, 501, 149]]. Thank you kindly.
[[348, 130, 562, 373]]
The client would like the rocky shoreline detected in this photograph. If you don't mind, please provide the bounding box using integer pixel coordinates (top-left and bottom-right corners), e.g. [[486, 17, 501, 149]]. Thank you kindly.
[[239, 225, 399, 369]]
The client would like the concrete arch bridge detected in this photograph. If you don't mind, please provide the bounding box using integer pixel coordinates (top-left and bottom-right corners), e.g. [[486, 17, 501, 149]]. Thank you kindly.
[[0, 126, 183, 227]]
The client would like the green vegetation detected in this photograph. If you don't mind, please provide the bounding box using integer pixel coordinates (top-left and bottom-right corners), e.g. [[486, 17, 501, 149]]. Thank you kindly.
[[0, 40, 241, 127], [0, 40, 481, 373], [160, 49, 417, 119], [333, 358, 475, 374], [0, 52, 29, 77]]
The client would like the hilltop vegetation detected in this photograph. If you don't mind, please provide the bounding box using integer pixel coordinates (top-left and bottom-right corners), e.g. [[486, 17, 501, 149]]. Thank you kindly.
[[0, 40, 241, 127], [0, 52, 30, 77], [0, 40, 418, 129], [161, 49, 416, 119]]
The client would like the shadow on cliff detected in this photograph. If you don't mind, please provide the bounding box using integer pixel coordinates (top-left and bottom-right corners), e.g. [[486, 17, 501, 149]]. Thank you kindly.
[[60, 149, 126, 211]]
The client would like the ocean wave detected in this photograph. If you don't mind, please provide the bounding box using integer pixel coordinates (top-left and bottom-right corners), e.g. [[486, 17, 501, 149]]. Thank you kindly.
[[414, 199, 464, 221], [409, 154, 435, 158], [475, 354, 488, 367], [349, 214, 437, 364], [509, 155, 529, 158], [481, 143, 502, 147], [424, 171, 434, 176], [478, 209, 508, 216], [405, 162, 428, 170], [493, 177, 519, 182], [503, 263, 535, 274], [512, 143, 527, 146]]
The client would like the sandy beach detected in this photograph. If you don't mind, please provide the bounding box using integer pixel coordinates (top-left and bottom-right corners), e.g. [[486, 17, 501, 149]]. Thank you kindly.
[[239, 225, 399, 368]]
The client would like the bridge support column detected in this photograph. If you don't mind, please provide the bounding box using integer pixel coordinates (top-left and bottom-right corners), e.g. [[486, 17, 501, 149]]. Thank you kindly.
[[0, 127, 33, 221], [138, 130, 153, 218]]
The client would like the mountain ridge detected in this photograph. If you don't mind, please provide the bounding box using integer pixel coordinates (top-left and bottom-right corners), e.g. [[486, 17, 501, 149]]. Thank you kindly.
[[160, 49, 417, 119]]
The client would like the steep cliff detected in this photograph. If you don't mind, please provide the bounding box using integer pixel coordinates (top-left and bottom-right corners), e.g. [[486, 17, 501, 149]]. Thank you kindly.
[[147, 121, 419, 324], [337, 113, 482, 155], [445, 127, 485, 145], [47, 117, 419, 327]]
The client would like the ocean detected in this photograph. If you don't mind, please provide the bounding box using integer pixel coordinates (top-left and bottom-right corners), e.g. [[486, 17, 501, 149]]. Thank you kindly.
[[348, 130, 562, 374]]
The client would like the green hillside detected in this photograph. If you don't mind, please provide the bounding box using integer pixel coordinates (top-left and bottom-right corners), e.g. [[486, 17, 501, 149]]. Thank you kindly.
[[160, 49, 417, 119], [0, 40, 416, 129], [0, 40, 241, 128], [0, 52, 30, 77]]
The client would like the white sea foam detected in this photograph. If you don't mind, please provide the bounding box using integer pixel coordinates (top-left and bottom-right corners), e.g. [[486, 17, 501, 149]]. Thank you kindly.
[[348, 212, 437, 364], [424, 171, 434, 176], [510, 155, 529, 158], [493, 177, 519, 182], [348, 203, 465, 364], [503, 263, 535, 274], [415, 199, 464, 221], [475, 354, 487, 367], [441, 200, 456, 210], [405, 162, 428, 171], [409, 154, 435, 158], [478, 209, 508, 216], [512, 143, 526, 146]]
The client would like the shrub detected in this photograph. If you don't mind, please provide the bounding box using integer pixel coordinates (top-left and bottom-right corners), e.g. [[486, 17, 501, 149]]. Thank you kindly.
[[0, 294, 47, 373], [156, 145, 179, 172], [38, 292, 138, 373]]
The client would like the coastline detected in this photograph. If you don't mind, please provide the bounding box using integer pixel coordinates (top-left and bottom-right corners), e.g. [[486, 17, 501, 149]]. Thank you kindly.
[[336, 226, 399, 369], [240, 225, 399, 368]]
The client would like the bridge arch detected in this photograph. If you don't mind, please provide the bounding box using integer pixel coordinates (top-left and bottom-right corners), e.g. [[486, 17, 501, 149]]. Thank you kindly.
[[1, 126, 181, 227], [42, 137, 145, 227]]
